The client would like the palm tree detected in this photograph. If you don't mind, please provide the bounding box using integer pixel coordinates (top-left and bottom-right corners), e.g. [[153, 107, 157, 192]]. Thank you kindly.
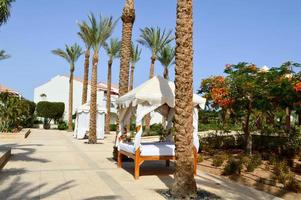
[[118, 0, 135, 97], [138, 27, 174, 78], [157, 45, 175, 79], [114, 0, 135, 158], [129, 43, 141, 90], [86, 13, 117, 144], [138, 27, 173, 132], [104, 38, 121, 135], [78, 19, 94, 105], [171, 0, 197, 199], [0, 50, 10, 60], [52, 44, 83, 131], [0, 0, 15, 26]]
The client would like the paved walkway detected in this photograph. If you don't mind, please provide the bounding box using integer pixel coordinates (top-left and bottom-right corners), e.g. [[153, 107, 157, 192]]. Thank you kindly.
[[0, 129, 281, 200]]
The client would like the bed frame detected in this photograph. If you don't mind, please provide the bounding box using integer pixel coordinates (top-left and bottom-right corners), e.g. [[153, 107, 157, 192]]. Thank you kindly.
[[117, 145, 198, 179]]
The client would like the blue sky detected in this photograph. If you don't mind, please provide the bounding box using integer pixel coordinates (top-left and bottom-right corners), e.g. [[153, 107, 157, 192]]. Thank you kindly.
[[0, 0, 300, 100]]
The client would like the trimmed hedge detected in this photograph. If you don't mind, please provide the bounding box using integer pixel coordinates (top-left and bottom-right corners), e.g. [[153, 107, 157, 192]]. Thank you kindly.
[[36, 101, 65, 121]]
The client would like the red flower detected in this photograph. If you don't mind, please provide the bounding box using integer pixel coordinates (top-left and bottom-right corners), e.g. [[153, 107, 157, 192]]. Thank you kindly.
[[294, 82, 301, 92]]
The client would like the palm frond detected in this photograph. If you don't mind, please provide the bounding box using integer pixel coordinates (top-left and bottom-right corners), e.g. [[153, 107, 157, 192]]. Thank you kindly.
[[131, 43, 141, 64], [138, 27, 174, 55], [0, 50, 10, 60], [105, 38, 121, 59], [0, 0, 15, 26], [52, 43, 84, 67], [158, 44, 175, 68]]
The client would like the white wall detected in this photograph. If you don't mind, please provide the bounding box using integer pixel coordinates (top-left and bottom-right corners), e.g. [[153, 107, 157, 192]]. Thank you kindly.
[[34, 75, 117, 122]]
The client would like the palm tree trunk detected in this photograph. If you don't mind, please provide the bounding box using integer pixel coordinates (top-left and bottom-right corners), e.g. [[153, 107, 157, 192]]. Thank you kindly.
[[163, 65, 169, 79], [68, 67, 74, 131], [144, 55, 156, 134], [105, 58, 113, 135], [88, 51, 98, 144], [82, 49, 90, 104], [129, 63, 135, 90], [171, 0, 197, 198], [114, 0, 135, 157]]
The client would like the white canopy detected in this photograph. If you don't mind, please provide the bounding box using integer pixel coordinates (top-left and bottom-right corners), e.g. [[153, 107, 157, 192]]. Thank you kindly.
[[74, 102, 106, 140], [117, 76, 206, 109], [116, 76, 206, 152]]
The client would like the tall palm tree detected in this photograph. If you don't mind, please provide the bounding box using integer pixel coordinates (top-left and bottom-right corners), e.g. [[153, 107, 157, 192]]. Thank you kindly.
[[138, 27, 174, 132], [118, 0, 135, 97], [171, 0, 197, 199], [86, 13, 117, 144], [52, 44, 83, 131], [157, 45, 175, 79], [129, 43, 141, 90], [104, 38, 121, 135], [114, 0, 135, 158], [78, 20, 94, 105], [0, 0, 15, 26], [0, 50, 10, 60]]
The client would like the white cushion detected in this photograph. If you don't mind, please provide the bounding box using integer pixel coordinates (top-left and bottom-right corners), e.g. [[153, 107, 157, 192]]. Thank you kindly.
[[119, 142, 175, 156]]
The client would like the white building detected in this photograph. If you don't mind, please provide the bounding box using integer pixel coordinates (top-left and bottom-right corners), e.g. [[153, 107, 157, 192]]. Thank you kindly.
[[33, 75, 118, 123]]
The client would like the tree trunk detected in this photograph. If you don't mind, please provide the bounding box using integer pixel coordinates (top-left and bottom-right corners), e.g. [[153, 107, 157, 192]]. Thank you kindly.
[[82, 49, 90, 104], [88, 51, 98, 144], [144, 54, 156, 134], [298, 111, 301, 126], [285, 107, 291, 134], [68, 67, 74, 131], [129, 63, 135, 90], [105, 58, 113, 135], [171, 0, 197, 198], [114, 0, 135, 157], [163, 65, 169, 79], [244, 106, 252, 156]]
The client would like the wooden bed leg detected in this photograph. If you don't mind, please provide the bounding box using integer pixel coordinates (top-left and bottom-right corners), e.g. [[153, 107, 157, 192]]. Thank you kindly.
[[134, 148, 140, 179], [165, 160, 170, 167], [193, 147, 198, 175], [117, 151, 122, 168]]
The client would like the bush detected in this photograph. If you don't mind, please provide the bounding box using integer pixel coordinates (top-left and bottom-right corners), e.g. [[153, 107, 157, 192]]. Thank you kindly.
[[212, 153, 228, 167], [0, 93, 36, 132], [110, 124, 117, 131], [223, 157, 243, 175], [244, 153, 262, 172], [198, 154, 204, 163], [58, 121, 68, 130], [36, 101, 64, 129]]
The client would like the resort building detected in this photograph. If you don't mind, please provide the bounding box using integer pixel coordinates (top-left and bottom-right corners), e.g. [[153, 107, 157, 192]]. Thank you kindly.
[[33, 75, 118, 123]]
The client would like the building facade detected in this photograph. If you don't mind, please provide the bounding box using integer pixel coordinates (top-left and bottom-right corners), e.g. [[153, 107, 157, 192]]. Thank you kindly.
[[33, 75, 118, 123]]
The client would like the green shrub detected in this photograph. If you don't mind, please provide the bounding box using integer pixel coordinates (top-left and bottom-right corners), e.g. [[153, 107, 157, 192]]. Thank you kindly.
[[212, 153, 228, 167], [223, 157, 243, 175], [285, 178, 301, 192], [36, 101, 65, 120], [58, 121, 68, 130], [245, 153, 262, 172], [110, 124, 117, 131], [36, 101, 64, 129]]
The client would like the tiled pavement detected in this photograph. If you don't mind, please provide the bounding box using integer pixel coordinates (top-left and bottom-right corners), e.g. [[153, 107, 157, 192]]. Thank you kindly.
[[0, 129, 281, 200]]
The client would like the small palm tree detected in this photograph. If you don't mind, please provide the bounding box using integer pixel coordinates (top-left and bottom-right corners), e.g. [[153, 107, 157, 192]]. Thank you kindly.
[[87, 13, 117, 144], [0, 50, 10, 60], [158, 45, 175, 79], [78, 19, 94, 105], [138, 27, 173, 132], [52, 44, 83, 131], [129, 43, 141, 90], [171, 0, 197, 198], [138, 27, 174, 78], [0, 0, 15, 26], [104, 38, 121, 135]]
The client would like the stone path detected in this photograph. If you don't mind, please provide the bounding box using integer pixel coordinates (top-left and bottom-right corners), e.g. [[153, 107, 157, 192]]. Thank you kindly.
[[0, 129, 281, 200]]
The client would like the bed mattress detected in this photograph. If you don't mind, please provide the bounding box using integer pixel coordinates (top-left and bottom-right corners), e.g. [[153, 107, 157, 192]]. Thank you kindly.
[[119, 142, 175, 156]]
